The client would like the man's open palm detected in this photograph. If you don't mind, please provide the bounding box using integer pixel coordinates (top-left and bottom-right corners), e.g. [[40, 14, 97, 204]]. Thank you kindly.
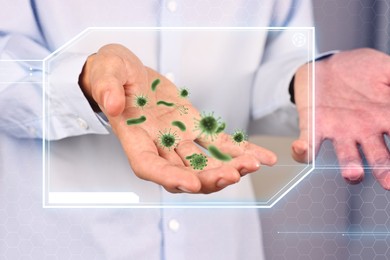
[[80, 44, 277, 193]]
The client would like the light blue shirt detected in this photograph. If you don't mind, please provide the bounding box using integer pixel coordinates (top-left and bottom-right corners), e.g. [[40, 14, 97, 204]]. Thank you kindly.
[[0, 1, 314, 259]]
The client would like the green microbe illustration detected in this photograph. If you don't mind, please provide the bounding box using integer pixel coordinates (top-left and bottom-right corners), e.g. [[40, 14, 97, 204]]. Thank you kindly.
[[208, 145, 232, 162], [215, 122, 226, 134], [185, 153, 208, 170], [175, 104, 189, 115], [151, 78, 160, 91], [126, 115, 146, 125], [157, 101, 188, 115], [157, 100, 174, 107], [194, 112, 222, 140], [232, 129, 248, 145], [134, 94, 148, 108], [157, 128, 180, 150], [172, 121, 186, 132], [179, 87, 190, 98]]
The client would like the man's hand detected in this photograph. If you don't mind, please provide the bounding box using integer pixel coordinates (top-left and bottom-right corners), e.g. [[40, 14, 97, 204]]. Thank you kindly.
[[79, 44, 277, 194], [292, 48, 390, 189]]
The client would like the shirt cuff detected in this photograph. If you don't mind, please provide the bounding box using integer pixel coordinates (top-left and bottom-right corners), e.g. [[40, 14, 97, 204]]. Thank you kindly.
[[45, 52, 109, 140], [288, 50, 340, 104]]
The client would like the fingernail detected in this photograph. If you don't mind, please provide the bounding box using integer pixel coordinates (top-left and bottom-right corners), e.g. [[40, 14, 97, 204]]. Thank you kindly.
[[293, 146, 305, 155], [344, 163, 364, 181], [103, 91, 110, 109], [177, 186, 191, 193], [216, 179, 229, 188], [344, 177, 363, 185]]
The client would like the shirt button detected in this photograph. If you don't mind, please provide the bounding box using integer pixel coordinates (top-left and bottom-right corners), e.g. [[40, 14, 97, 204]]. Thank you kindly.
[[167, 0, 177, 12], [168, 219, 180, 232], [77, 118, 89, 130], [165, 72, 175, 83]]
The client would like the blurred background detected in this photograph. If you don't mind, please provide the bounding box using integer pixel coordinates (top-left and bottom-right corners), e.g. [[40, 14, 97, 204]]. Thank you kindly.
[[260, 0, 390, 259]]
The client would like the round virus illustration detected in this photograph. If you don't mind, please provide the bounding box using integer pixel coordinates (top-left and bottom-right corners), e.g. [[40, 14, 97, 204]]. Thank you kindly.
[[231, 129, 247, 145], [157, 128, 180, 150], [134, 94, 148, 108], [194, 112, 223, 140], [179, 87, 190, 98], [186, 153, 208, 170]]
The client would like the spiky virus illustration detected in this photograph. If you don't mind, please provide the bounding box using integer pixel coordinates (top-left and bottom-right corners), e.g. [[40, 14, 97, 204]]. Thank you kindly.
[[134, 94, 148, 108], [179, 87, 190, 98], [194, 112, 224, 140], [186, 153, 208, 170], [231, 129, 247, 145], [157, 129, 180, 150]]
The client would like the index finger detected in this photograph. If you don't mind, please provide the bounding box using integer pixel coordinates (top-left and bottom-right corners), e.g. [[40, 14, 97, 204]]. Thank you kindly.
[[195, 132, 277, 166]]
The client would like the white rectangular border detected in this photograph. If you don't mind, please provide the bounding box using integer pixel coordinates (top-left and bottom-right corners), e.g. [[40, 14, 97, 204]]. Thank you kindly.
[[42, 27, 316, 208]]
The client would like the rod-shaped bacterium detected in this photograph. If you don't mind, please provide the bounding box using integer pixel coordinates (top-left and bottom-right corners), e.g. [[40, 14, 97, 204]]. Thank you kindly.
[[208, 145, 232, 161], [215, 122, 226, 134], [126, 115, 146, 125], [157, 100, 174, 107], [172, 121, 186, 131], [151, 78, 160, 91]]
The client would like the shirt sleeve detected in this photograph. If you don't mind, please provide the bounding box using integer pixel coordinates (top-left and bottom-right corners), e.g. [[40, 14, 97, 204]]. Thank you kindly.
[[251, 0, 315, 119], [0, 0, 108, 140]]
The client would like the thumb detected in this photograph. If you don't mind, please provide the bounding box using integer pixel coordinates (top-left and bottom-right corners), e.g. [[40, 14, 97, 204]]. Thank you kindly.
[[95, 76, 126, 117], [291, 63, 318, 163], [79, 52, 127, 117], [291, 109, 320, 163], [291, 130, 312, 164]]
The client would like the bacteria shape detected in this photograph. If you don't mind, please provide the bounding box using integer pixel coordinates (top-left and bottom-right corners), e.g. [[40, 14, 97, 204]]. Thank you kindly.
[[194, 112, 225, 140], [179, 87, 190, 98], [157, 128, 180, 150], [134, 94, 148, 108], [232, 129, 247, 145], [126, 115, 147, 125], [186, 153, 208, 170], [208, 145, 232, 161], [172, 121, 186, 132], [151, 78, 160, 91]]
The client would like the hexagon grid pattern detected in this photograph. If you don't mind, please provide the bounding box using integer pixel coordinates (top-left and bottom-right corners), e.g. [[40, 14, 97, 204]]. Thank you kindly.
[[261, 0, 390, 259]]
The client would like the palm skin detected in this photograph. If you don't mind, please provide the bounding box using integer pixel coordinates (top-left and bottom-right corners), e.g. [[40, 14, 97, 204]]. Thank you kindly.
[[293, 48, 390, 189], [80, 44, 277, 194]]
